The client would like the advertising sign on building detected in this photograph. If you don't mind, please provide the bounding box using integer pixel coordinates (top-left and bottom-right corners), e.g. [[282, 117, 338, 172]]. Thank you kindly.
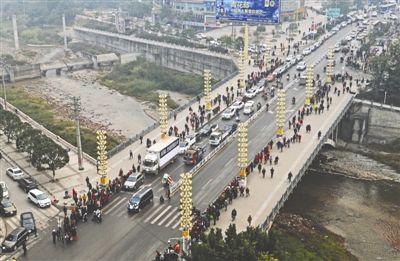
[[216, 0, 281, 23], [327, 8, 340, 18]]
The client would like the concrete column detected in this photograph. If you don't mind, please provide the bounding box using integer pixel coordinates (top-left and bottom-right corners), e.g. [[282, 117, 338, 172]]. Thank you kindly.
[[62, 14, 68, 50], [335, 124, 338, 142], [352, 119, 360, 142], [12, 15, 19, 50]]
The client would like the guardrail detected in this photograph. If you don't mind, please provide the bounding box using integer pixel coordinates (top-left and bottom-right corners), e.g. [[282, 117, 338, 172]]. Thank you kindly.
[[353, 98, 400, 112], [107, 69, 238, 158], [0, 98, 97, 165], [260, 96, 354, 231]]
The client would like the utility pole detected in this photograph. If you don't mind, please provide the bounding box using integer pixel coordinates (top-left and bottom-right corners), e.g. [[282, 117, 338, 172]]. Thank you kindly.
[[0, 59, 10, 110], [73, 97, 84, 170], [12, 15, 19, 50], [62, 14, 68, 50]]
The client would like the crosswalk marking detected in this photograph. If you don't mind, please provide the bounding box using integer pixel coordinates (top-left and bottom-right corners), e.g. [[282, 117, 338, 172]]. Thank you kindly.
[[171, 220, 181, 229], [157, 208, 177, 226], [164, 213, 180, 228], [104, 197, 126, 215], [150, 205, 172, 225], [144, 205, 166, 223]]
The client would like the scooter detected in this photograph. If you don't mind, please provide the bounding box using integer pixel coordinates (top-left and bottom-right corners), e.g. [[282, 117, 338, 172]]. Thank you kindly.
[[92, 210, 102, 223]]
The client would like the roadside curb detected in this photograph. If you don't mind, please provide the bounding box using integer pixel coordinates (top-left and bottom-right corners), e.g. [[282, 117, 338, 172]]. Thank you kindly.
[[0, 217, 6, 244]]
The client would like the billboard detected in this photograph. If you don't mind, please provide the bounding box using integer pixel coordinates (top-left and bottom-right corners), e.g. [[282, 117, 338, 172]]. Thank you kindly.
[[327, 8, 340, 18], [216, 0, 281, 23]]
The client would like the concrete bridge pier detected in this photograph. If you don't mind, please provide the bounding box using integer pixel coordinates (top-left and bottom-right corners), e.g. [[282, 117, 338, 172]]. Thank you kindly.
[[41, 70, 47, 77], [351, 118, 367, 143], [56, 69, 62, 75]]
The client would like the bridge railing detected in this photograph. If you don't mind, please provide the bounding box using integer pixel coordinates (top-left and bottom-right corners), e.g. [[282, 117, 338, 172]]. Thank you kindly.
[[107, 69, 238, 158], [260, 96, 354, 231], [353, 98, 400, 112]]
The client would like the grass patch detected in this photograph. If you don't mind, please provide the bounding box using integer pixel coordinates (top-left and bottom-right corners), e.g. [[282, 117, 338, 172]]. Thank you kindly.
[[19, 26, 67, 45], [100, 58, 203, 108], [0, 85, 120, 158], [356, 90, 400, 107], [68, 42, 112, 56]]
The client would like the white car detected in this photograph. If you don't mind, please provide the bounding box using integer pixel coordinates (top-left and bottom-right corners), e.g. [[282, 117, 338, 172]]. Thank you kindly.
[[222, 107, 236, 120], [28, 189, 51, 208], [243, 101, 255, 115], [345, 36, 353, 42], [123, 173, 144, 191], [334, 46, 341, 52], [296, 61, 307, 71], [231, 100, 244, 110], [0, 182, 9, 199], [179, 134, 197, 153], [253, 85, 265, 94], [244, 88, 257, 99], [6, 167, 24, 180], [285, 56, 295, 63], [302, 48, 311, 55], [296, 54, 303, 61]]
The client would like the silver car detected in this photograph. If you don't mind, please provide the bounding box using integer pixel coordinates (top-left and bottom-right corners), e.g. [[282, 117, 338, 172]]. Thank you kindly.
[[6, 167, 24, 181]]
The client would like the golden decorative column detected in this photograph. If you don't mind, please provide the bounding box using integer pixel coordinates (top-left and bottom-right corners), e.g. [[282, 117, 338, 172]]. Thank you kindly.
[[305, 65, 314, 106], [264, 42, 272, 72], [159, 93, 168, 139], [276, 88, 286, 136], [180, 173, 192, 251], [326, 47, 334, 84], [204, 69, 212, 111], [96, 130, 108, 185], [244, 24, 249, 61], [239, 50, 245, 88], [237, 122, 248, 177]]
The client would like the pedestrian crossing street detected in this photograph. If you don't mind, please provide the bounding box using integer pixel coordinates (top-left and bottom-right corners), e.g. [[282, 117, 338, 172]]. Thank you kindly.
[[102, 194, 181, 229], [4, 206, 60, 232]]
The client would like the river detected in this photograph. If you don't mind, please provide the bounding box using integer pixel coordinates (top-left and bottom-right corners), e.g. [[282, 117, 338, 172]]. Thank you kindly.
[[282, 148, 400, 261]]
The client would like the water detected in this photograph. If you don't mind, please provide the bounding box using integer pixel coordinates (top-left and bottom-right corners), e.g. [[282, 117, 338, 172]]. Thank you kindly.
[[283, 149, 400, 261]]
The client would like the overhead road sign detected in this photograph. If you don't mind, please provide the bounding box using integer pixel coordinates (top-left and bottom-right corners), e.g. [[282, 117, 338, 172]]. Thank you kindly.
[[327, 8, 341, 18], [216, 0, 281, 24]]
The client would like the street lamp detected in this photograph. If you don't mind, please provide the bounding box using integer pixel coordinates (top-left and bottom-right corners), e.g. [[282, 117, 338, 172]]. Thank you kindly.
[[204, 69, 212, 111], [305, 65, 314, 106], [276, 87, 286, 136], [96, 130, 108, 185], [180, 173, 192, 257], [326, 47, 334, 83], [0, 59, 11, 110], [264, 42, 272, 72], [158, 93, 168, 139], [244, 24, 249, 61], [237, 122, 248, 178], [239, 50, 245, 88]]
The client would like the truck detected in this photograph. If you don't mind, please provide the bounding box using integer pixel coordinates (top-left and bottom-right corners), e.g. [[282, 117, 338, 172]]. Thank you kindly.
[[183, 146, 206, 165], [142, 136, 180, 175], [209, 127, 231, 146]]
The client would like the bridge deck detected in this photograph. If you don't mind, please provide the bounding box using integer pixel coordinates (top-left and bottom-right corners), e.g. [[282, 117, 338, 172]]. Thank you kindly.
[[40, 62, 67, 71], [215, 91, 354, 233], [64, 58, 93, 67]]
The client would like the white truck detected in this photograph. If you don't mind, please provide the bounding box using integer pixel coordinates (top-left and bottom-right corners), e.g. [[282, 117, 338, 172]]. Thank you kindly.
[[142, 136, 180, 175], [209, 128, 230, 146]]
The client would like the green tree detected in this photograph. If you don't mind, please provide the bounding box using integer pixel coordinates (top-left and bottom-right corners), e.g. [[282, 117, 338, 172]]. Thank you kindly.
[[0, 185, 3, 203], [42, 141, 70, 181], [0, 112, 22, 143]]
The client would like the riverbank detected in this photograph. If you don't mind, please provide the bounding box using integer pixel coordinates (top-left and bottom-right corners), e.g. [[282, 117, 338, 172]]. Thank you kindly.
[[273, 145, 400, 261]]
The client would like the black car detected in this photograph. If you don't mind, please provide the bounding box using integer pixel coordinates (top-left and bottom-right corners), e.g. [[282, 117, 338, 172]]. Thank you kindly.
[[20, 212, 37, 236], [199, 123, 218, 137], [18, 177, 38, 192], [2, 227, 29, 252], [0, 199, 17, 217], [225, 123, 238, 134]]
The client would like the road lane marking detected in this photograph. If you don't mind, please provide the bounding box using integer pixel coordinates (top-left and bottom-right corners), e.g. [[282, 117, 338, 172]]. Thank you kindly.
[[151, 205, 172, 224], [164, 213, 180, 228], [103, 197, 126, 215], [144, 205, 166, 223], [171, 220, 181, 229], [224, 158, 234, 168], [157, 208, 178, 226]]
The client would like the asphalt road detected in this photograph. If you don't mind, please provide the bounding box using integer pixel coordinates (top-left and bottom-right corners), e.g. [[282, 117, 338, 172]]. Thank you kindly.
[[16, 23, 355, 261]]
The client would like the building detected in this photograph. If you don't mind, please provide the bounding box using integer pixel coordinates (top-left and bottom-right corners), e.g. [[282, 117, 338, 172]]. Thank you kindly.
[[171, 0, 218, 28], [280, 0, 306, 21]]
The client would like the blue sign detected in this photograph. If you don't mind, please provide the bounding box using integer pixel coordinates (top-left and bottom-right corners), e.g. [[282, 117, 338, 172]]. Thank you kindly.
[[216, 0, 281, 23], [327, 8, 340, 18]]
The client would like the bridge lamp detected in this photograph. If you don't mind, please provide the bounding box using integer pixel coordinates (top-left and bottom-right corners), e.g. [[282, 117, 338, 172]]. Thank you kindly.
[[204, 69, 212, 111], [180, 173, 192, 254], [326, 47, 334, 84], [276, 88, 286, 136], [159, 93, 168, 139], [237, 122, 248, 177], [305, 65, 314, 106], [96, 130, 108, 185], [239, 50, 245, 88]]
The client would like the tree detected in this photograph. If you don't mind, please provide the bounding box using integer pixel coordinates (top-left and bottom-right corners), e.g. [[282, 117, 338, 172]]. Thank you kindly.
[[0, 185, 3, 203], [42, 141, 69, 181], [16, 127, 42, 158], [0, 112, 22, 143]]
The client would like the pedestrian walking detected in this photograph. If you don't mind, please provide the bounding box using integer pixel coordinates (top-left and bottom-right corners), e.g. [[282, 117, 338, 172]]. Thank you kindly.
[[318, 131, 322, 140], [22, 241, 27, 255], [247, 215, 252, 226], [138, 154, 141, 164], [52, 228, 57, 244], [245, 187, 250, 197], [174, 112, 177, 121], [257, 163, 262, 173], [129, 150, 133, 160], [231, 208, 237, 221], [262, 168, 266, 178], [139, 135, 143, 144], [288, 171, 293, 182], [270, 167, 274, 178]]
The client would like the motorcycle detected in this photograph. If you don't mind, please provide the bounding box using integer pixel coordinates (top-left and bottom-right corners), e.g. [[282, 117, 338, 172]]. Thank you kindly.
[[92, 210, 102, 223]]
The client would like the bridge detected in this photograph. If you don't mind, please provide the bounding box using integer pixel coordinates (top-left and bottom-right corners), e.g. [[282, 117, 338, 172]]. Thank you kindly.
[[73, 26, 237, 80]]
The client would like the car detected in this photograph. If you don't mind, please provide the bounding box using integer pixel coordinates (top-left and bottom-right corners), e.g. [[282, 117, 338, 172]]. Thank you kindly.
[[285, 55, 295, 63], [295, 54, 303, 62], [27, 189, 51, 208], [345, 35, 352, 42], [199, 123, 218, 137], [20, 212, 37, 236], [244, 89, 257, 99], [123, 173, 144, 191], [296, 61, 307, 71], [302, 48, 311, 55], [127, 186, 153, 213], [334, 46, 341, 52], [341, 21, 347, 27], [0, 181, 9, 199], [178, 135, 196, 154], [243, 101, 255, 115], [0, 199, 17, 216], [17, 177, 38, 193], [224, 123, 238, 134], [221, 107, 236, 120], [266, 74, 276, 82], [2, 227, 29, 252], [231, 100, 244, 110], [6, 167, 24, 180], [253, 85, 265, 94]]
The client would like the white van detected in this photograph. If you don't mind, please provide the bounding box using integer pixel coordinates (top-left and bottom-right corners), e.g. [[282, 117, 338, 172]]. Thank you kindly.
[[243, 101, 255, 115]]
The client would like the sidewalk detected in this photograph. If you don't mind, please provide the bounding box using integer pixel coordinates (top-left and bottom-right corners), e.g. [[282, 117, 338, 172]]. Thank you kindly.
[[214, 87, 354, 233], [0, 12, 327, 209]]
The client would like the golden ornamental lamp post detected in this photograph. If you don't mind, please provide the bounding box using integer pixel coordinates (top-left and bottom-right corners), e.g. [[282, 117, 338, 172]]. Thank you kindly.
[[244, 24, 249, 61], [276, 88, 286, 136], [96, 130, 108, 185], [158, 93, 168, 139], [237, 122, 248, 178], [180, 173, 192, 256], [204, 69, 212, 111], [326, 47, 334, 84], [239, 49, 245, 88], [305, 65, 314, 106], [264, 42, 272, 72]]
